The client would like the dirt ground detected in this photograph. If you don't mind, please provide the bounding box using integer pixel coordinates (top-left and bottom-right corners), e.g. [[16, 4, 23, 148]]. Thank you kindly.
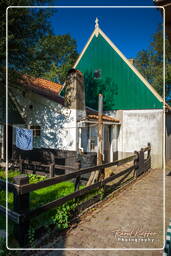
[[25, 160, 171, 256]]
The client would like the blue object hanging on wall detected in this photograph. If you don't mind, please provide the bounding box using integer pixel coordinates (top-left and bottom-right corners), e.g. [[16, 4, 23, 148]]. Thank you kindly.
[[16, 127, 33, 150]]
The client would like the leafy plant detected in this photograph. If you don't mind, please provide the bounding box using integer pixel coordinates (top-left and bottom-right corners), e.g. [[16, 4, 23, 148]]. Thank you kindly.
[[0, 237, 18, 256], [28, 174, 46, 184], [28, 227, 36, 248], [52, 201, 78, 230], [0, 237, 6, 256], [0, 169, 20, 182], [99, 187, 105, 200], [135, 25, 171, 102]]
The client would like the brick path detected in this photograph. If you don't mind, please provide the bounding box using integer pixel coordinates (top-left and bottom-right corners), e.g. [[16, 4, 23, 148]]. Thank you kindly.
[[30, 167, 166, 256]]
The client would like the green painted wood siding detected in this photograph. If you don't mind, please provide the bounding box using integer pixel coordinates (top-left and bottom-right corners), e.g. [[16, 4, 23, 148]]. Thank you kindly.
[[76, 34, 163, 110]]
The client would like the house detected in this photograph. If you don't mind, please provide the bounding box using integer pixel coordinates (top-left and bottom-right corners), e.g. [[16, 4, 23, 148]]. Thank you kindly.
[[73, 18, 171, 168], [1, 19, 170, 169], [0, 69, 120, 168]]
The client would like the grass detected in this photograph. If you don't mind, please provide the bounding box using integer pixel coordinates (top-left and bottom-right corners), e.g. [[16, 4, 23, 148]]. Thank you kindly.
[[0, 168, 103, 247], [0, 169, 76, 230]]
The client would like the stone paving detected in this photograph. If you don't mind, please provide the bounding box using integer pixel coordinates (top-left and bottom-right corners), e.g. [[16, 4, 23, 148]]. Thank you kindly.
[[29, 166, 167, 256]]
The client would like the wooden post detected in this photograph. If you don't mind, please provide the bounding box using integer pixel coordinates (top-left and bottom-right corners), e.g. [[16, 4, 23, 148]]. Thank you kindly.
[[49, 152, 55, 177], [97, 94, 103, 165], [13, 174, 29, 247], [49, 164, 55, 178], [93, 94, 104, 182], [147, 142, 151, 159], [139, 148, 145, 174], [19, 155, 24, 174], [87, 94, 104, 186], [74, 161, 81, 191], [134, 151, 139, 177], [135, 148, 145, 177]]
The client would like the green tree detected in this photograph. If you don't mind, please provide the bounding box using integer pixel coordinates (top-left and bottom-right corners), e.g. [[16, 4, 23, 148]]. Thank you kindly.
[[25, 34, 78, 83], [0, 1, 55, 73], [0, 1, 78, 85], [134, 26, 171, 103]]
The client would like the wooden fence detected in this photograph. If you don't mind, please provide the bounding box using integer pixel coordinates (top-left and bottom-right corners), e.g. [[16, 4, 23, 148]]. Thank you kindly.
[[0, 143, 151, 247]]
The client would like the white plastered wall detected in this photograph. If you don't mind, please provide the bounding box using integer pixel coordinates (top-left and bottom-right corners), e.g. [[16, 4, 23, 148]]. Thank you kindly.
[[10, 87, 78, 151], [105, 109, 164, 168], [118, 109, 164, 168]]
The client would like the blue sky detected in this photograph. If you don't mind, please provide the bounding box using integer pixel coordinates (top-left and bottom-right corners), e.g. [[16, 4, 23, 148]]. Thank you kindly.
[[49, 0, 163, 58]]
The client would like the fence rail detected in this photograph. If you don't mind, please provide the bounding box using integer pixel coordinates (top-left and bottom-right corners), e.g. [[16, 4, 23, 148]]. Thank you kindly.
[[0, 143, 151, 247]]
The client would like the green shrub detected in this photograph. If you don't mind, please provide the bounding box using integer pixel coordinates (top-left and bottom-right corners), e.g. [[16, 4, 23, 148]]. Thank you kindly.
[[52, 200, 78, 230], [0, 237, 19, 256]]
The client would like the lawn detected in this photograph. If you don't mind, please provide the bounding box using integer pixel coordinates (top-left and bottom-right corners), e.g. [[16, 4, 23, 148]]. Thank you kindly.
[[0, 169, 76, 233], [0, 168, 102, 247]]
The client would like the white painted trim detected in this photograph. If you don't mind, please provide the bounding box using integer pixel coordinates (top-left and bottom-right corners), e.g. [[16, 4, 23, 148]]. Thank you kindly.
[[78, 127, 84, 152], [74, 26, 164, 104]]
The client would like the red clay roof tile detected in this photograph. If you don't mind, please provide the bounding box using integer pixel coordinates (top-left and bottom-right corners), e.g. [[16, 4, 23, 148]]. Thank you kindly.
[[21, 75, 63, 95]]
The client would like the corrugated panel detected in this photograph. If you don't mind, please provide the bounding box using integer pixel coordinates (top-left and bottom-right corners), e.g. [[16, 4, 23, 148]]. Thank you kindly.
[[76, 34, 163, 110]]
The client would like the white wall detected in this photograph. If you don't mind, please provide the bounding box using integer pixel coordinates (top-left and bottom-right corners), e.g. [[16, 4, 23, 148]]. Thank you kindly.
[[105, 109, 164, 168], [118, 109, 164, 168], [11, 88, 79, 151]]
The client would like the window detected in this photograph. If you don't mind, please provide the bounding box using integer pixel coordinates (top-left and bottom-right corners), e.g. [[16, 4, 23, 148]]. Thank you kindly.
[[94, 69, 101, 79], [90, 138, 96, 150], [30, 125, 41, 137]]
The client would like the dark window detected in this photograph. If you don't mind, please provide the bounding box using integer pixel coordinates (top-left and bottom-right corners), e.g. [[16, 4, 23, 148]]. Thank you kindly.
[[90, 138, 96, 150], [94, 69, 101, 79], [30, 125, 41, 137]]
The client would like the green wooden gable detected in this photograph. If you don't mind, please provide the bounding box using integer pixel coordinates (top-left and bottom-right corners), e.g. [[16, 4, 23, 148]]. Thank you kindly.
[[74, 26, 163, 111]]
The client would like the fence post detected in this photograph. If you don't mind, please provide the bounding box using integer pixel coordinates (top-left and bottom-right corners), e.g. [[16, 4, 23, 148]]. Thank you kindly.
[[19, 155, 24, 174], [49, 152, 55, 177], [13, 174, 30, 247], [74, 161, 81, 191], [134, 151, 139, 177], [140, 148, 145, 166], [147, 142, 151, 159], [136, 148, 145, 176], [49, 163, 55, 178]]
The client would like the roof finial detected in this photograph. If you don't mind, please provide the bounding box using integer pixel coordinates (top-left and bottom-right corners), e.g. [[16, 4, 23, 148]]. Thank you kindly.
[[95, 17, 99, 29]]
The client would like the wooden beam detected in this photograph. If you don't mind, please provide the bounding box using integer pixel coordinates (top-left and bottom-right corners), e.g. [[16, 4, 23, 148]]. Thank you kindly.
[[18, 155, 136, 195], [27, 165, 134, 218]]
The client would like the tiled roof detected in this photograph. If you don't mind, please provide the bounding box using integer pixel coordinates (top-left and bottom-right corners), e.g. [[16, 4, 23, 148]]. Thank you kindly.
[[86, 107, 120, 123], [20, 75, 63, 95], [87, 114, 120, 123], [18, 75, 120, 122]]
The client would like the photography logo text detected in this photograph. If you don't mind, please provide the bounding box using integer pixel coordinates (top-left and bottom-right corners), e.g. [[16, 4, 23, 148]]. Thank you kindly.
[[112, 227, 157, 243]]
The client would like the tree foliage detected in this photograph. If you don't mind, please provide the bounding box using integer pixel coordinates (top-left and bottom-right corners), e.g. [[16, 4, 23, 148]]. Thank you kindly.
[[134, 26, 171, 103], [25, 34, 78, 84], [0, 1, 78, 84], [1, 1, 54, 71]]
